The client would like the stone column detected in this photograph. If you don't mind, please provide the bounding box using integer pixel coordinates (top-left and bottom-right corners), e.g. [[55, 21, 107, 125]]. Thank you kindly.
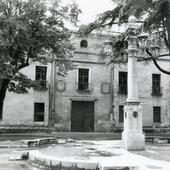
[[122, 16, 145, 150], [127, 40, 138, 102]]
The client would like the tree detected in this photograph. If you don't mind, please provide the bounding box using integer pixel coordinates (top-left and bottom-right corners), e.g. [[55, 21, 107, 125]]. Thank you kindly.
[[0, 0, 81, 115], [79, 0, 170, 73]]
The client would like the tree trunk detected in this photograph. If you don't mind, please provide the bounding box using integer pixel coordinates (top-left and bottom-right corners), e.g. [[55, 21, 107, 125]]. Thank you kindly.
[[0, 79, 10, 120]]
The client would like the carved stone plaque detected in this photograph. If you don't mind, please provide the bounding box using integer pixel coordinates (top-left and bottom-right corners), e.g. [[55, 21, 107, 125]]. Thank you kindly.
[[56, 80, 65, 92], [101, 82, 110, 94], [133, 111, 138, 118]]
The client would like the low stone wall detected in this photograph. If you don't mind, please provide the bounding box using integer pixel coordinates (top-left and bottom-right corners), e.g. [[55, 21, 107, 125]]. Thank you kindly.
[[0, 125, 49, 133]]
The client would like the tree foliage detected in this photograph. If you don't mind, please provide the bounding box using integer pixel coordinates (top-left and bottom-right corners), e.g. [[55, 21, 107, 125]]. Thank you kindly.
[[0, 0, 81, 115], [0, 0, 81, 93], [79, 0, 170, 63]]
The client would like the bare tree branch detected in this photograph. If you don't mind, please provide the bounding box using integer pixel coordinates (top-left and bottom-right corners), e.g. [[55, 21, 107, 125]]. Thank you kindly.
[[146, 48, 170, 75]]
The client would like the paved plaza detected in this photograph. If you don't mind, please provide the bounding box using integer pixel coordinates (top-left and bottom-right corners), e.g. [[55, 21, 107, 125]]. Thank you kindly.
[[29, 140, 170, 170], [0, 135, 170, 170]]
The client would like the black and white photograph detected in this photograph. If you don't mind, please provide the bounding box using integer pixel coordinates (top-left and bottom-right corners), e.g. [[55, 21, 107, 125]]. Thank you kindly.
[[0, 0, 170, 169]]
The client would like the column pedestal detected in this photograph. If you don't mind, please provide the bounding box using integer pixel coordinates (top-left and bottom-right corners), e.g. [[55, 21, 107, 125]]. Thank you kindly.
[[122, 101, 145, 150]]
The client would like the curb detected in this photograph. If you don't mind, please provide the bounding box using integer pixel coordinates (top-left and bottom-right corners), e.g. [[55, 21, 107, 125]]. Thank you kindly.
[[29, 150, 100, 170], [25, 137, 56, 147], [28, 150, 138, 170], [0, 137, 74, 148]]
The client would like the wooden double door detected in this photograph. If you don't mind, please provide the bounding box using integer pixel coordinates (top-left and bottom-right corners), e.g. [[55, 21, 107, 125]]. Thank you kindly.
[[71, 101, 94, 132]]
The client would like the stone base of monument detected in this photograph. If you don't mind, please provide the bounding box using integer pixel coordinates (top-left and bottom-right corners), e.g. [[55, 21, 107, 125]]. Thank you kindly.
[[122, 131, 145, 151], [122, 101, 145, 151]]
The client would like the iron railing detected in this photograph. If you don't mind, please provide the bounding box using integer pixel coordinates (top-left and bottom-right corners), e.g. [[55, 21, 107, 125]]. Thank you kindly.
[[118, 84, 127, 95], [151, 86, 162, 96], [75, 82, 92, 92], [34, 80, 48, 90]]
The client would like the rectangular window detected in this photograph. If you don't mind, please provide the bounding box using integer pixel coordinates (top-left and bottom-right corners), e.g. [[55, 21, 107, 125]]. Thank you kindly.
[[78, 68, 89, 90], [152, 74, 161, 96], [153, 106, 161, 123], [0, 104, 2, 120], [34, 103, 45, 122], [35, 66, 47, 89], [119, 71, 127, 95], [119, 105, 124, 123], [0, 79, 3, 120]]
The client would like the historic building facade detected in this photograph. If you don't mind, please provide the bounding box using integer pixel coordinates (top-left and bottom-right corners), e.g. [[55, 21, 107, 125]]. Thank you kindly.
[[3, 61, 51, 127], [2, 33, 170, 132]]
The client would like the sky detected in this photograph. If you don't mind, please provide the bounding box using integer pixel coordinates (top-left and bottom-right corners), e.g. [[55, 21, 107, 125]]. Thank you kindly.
[[62, 0, 114, 25]]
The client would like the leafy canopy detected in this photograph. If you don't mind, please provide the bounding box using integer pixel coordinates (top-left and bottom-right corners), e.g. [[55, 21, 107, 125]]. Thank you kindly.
[[0, 0, 81, 93], [79, 0, 170, 62]]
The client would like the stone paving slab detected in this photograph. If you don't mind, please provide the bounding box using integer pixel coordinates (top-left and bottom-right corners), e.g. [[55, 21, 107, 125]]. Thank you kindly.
[[9, 151, 29, 160], [0, 137, 66, 148], [25, 137, 56, 147]]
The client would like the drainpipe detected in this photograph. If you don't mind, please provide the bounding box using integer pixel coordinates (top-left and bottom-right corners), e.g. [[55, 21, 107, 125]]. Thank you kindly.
[[110, 64, 115, 124], [49, 52, 56, 131], [48, 82, 52, 132], [52, 53, 56, 125]]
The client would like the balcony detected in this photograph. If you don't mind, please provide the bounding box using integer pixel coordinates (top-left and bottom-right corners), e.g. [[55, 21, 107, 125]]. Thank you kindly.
[[118, 85, 127, 95], [151, 86, 163, 96], [33, 80, 48, 90], [75, 82, 92, 92]]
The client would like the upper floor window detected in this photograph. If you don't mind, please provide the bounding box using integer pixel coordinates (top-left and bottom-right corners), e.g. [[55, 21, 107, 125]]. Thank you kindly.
[[0, 101, 2, 121], [35, 66, 47, 89], [80, 39, 88, 48], [118, 71, 127, 95], [152, 74, 162, 96], [36, 66, 47, 81], [78, 68, 89, 91]]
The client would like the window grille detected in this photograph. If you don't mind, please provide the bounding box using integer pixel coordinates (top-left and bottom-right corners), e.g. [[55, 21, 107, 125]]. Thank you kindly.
[[153, 106, 161, 123], [34, 103, 45, 122], [118, 72, 127, 95], [119, 105, 124, 123], [78, 68, 89, 91], [152, 74, 162, 96]]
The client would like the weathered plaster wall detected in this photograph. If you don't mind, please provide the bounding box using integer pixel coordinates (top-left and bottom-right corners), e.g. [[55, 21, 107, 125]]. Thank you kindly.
[[53, 34, 113, 132], [113, 59, 170, 128], [2, 61, 51, 126], [2, 33, 170, 132], [54, 62, 112, 132]]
